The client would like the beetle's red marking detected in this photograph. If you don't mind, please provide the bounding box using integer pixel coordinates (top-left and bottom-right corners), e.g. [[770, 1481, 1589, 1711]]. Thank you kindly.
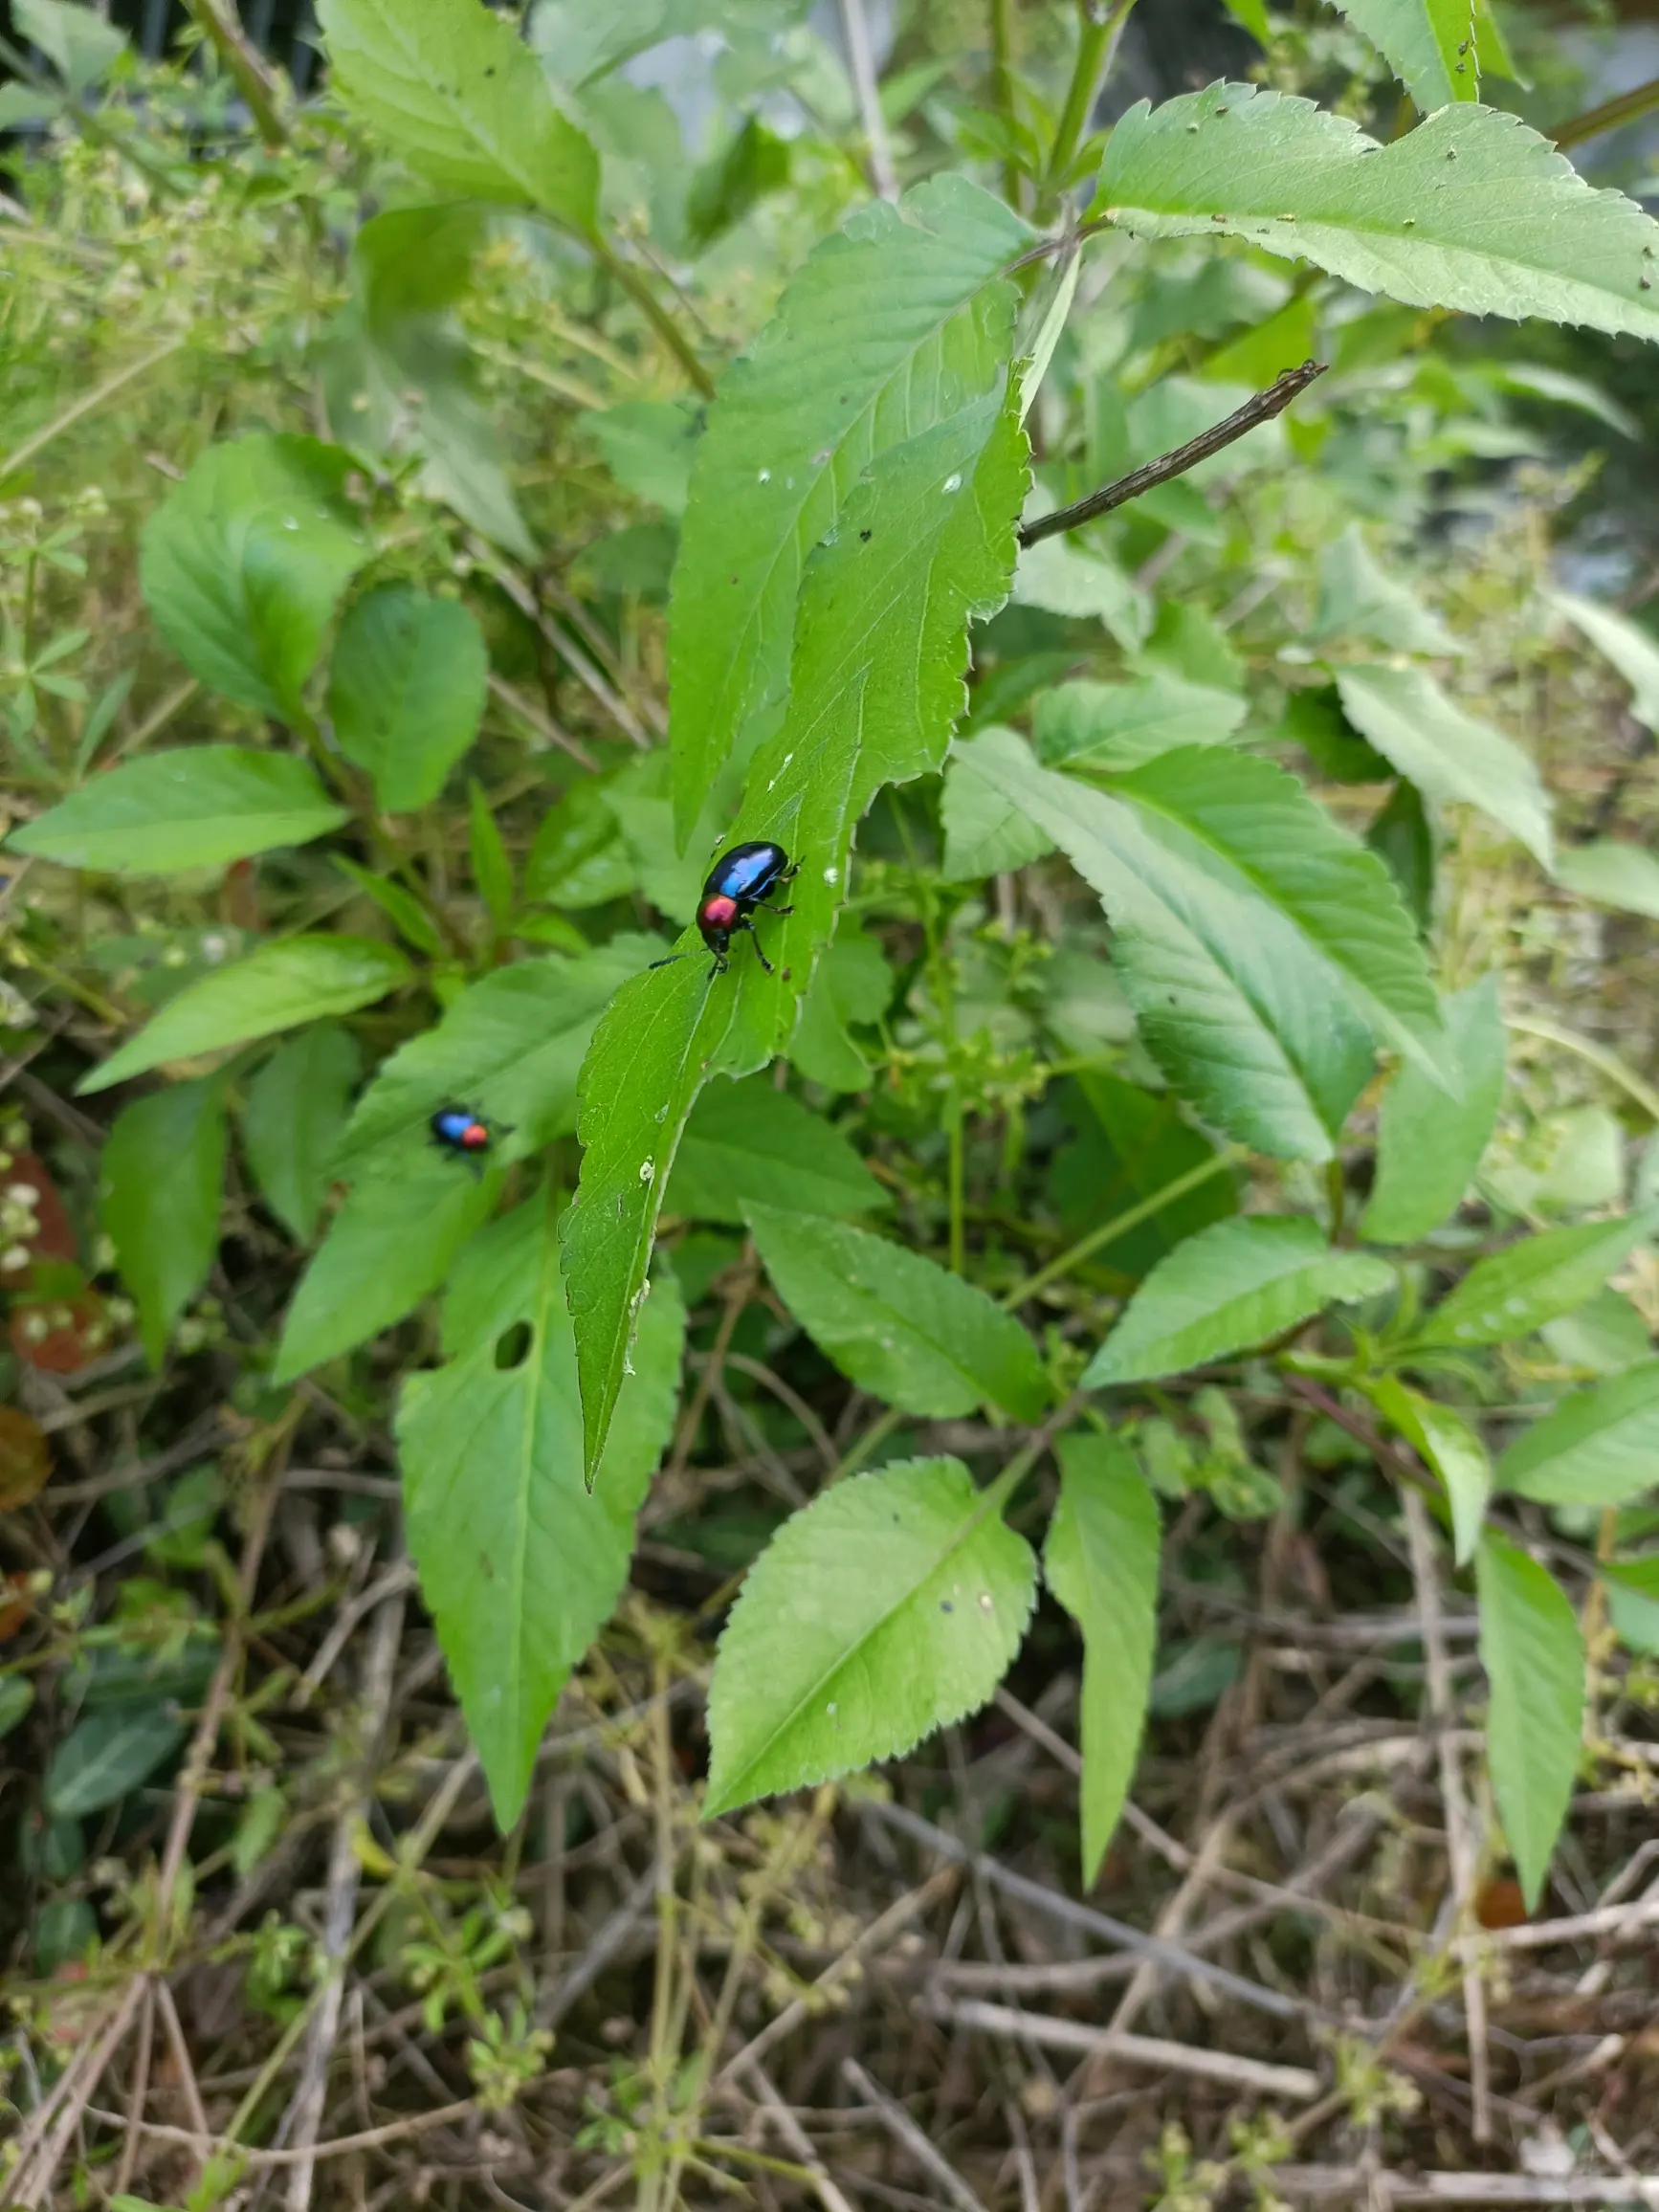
[[460, 1122, 490, 1149], [700, 894, 739, 929]]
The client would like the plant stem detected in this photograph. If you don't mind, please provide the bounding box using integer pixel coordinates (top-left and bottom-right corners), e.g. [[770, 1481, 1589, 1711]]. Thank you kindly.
[[838, 0, 897, 199], [988, 0, 1021, 210], [947, 1098, 966, 1273], [1003, 1147, 1244, 1307], [1042, 0, 1134, 205], [180, 0, 287, 146], [0, 338, 186, 487], [589, 232, 717, 401], [1552, 72, 1659, 151], [1019, 361, 1326, 546]]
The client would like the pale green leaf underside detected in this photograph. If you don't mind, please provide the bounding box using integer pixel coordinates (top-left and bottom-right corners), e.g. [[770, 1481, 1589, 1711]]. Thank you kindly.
[[745, 1202, 1050, 1423], [1550, 590, 1659, 732], [7, 747, 347, 875], [704, 1456, 1036, 1817], [1363, 973, 1505, 1245], [941, 727, 1056, 882], [1553, 840, 1659, 921], [1409, 1207, 1659, 1351], [966, 732, 1386, 1160], [1033, 674, 1246, 770], [1337, 664, 1554, 869], [1337, 0, 1480, 111], [1086, 1215, 1394, 1385], [1099, 87, 1659, 344], [1497, 1359, 1659, 1507], [398, 1191, 685, 1825], [80, 936, 412, 1095], [1477, 1535, 1584, 1910], [1044, 1433, 1160, 1882], [1367, 1375, 1491, 1563], [669, 172, 1029, 839], [317, 0, 600, 232]]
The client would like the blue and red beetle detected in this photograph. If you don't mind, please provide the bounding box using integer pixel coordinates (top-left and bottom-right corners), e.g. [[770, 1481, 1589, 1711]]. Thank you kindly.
[[653, 840, 798, 979], [430, 1105, 508, 1171]]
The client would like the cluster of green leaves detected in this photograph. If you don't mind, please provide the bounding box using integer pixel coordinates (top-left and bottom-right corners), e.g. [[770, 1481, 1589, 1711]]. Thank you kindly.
[[7, 0, 1659, 1918]]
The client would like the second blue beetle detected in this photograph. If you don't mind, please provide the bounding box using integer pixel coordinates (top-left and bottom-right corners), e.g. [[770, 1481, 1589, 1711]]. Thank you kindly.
[[653, 840, 797, 978]]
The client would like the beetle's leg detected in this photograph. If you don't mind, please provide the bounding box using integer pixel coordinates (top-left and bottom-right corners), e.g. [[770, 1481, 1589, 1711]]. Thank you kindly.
[[739, 917, 775, 975], [752, 894, 794, 917]]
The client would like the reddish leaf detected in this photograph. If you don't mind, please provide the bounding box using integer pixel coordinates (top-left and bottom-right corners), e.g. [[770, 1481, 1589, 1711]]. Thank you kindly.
[[1476, 1876, 1529, 1930], [11, 1288, 111, 1375], [1, 1152, 76, 1263], [0, 1572, 32, 1640], [0, 1406, 50, 1509]]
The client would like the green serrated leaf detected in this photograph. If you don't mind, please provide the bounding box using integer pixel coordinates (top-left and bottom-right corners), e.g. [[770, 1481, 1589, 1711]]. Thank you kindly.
[[1098, 87, 1659, 344], [397, 1187, 685, 1826], [1086, 1216, 1394, 1385], [565, 384, 1029, 1480], [1337, 665, 1553, 870], [334, 857, 446, 958], [1044, 1433, 1160, 1883], [940, 726, 1056, 882], [1312, 525, 1462, 655], [329, 586, 488, 812], [339, 940, 657, 1171], [7, 747, 347, 876], [746, 1203, 1049, 1422], [669, 171, 1029, 840], [1336, 0, 1481, 109], [272, 1151, 501, 1383], [1032, 673, 1246, 770], [704, 1456, 1036, 1817], [101, 1076, 228, 1366], [1477, 1534, 1583, 1911], [1407, 1208, 1659, 1352], [242, 1025, 363, 1244], [1496, 1360, 1659, 1507], [317, 0, 600, 232], [667, 1077, 886, 1224], [964, 732, 1389, 1160], [79, 937, 411, 1095], [1366, 1375, 1491, 1562], [140, 435, 366, 721], [1363, 974, 1506, 1245]]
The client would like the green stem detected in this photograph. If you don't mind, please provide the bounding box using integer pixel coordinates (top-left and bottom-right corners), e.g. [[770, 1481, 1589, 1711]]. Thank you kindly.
[[988, 0, 1022, 210], [589, 232, 717, 401], [831, 1405, 904, 1484], [947, 1098, 966, 1274], [1042, 0, 1135, 205], [1003, 1146, 1245, 1308], [180, 0, 287, 145], [1552, 72, 1659, 151]]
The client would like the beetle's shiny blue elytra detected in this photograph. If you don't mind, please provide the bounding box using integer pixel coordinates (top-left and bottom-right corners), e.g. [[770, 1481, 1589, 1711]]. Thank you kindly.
[[431, 1105, 493, 1156], [652, 840, 798, 979]]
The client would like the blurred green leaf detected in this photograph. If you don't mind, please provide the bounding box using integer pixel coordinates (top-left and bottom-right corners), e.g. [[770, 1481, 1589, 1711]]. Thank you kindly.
[[1477, 1535, 1583, 1911], [1407, 1208, 1659, 1352], [1497, 1360, 1659, 1507], [1337, 665, 1554, 870], [1044, 1433, 1160, 1883], [8, 747, 346, 876], [242, 1024, 363, 1243], [140, 435, 366, 721], [329, 586, 488, 813], [1086, 1216, 1392, 1385], [80, 937, 411, 1095], [101, 1075, 228, 1365], [1364, 974, 1506, 1244], [45, 1703, 185, 1818], [668, 1077, 886, 1224]]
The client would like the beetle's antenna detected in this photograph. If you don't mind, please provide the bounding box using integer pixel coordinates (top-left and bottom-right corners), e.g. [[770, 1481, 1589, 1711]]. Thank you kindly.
[[649, 953, 688, 971]]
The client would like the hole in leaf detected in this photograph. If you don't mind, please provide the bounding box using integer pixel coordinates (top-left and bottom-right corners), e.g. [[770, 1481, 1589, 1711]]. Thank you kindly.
[[494, 1321, 533, 1372]]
